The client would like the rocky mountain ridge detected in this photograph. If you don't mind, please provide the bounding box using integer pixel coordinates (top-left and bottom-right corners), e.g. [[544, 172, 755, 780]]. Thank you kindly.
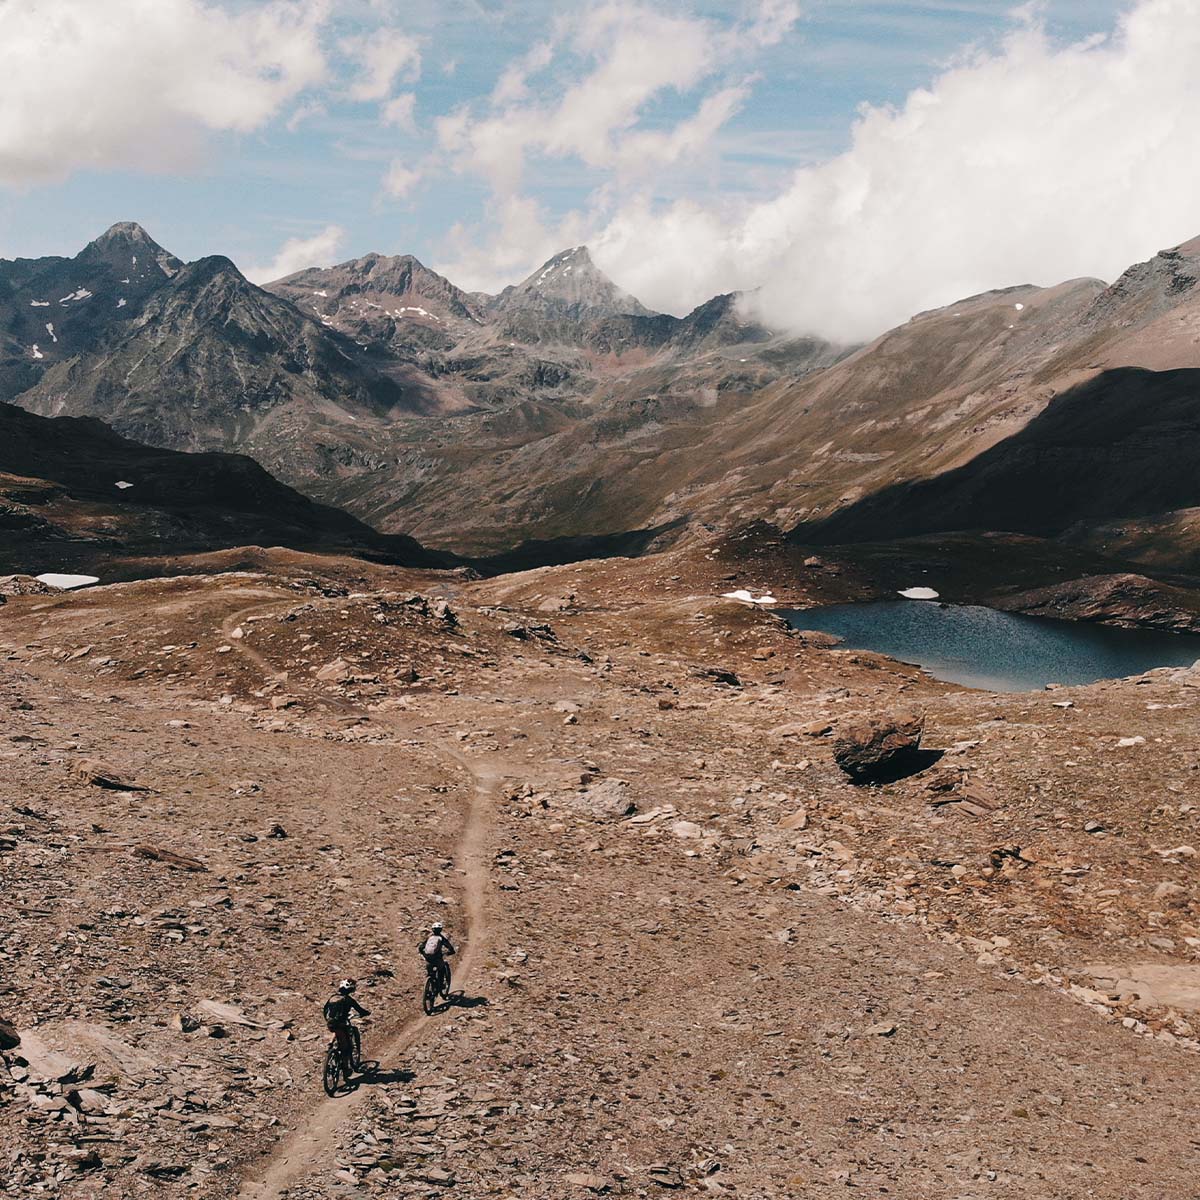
[[5, 224, 1200, 574], [3, 224, 847, 551]]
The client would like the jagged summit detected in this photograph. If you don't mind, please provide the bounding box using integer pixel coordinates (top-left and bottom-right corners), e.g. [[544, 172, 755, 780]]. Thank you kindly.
[[494, 246, 655, 320], [79, 221, 181, 277], [1086, 234, 1200, 323], [267, 251, 482, 325]]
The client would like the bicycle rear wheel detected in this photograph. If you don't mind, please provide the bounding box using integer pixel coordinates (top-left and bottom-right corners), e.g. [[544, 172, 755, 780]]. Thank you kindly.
[[322, 1042, 342, 1096]]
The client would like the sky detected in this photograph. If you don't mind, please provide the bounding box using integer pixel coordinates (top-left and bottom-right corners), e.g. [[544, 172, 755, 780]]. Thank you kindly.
[[1, 0, 1198, 340]]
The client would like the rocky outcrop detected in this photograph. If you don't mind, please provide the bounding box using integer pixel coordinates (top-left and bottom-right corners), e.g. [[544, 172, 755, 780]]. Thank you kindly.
[[992, 573, 1200, 633], [833, 712, 926, 783]]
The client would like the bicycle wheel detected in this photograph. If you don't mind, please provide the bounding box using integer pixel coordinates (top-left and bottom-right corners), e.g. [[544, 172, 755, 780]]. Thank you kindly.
[[439, 961, 452, 999], [350, 1025, 363, 1071], [422, 972, 438, 1015], [322, 1041, 342, 1096]]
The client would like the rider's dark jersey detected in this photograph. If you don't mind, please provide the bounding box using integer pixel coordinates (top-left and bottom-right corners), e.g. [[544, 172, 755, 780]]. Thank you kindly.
[[323, 993, 367, 1029], [419, 933, 454, 962]]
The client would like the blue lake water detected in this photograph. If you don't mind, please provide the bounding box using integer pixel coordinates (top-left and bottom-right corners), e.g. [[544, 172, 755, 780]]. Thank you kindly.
[[779, 601, 1200, 692]]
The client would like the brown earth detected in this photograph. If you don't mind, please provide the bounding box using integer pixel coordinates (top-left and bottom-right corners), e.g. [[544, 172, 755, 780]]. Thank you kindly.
[[4, 548, 1200, 1198]]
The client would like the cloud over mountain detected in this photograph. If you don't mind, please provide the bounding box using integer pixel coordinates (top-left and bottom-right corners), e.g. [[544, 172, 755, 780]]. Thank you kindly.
[[588, 0, 1200, 340], [244, 224, 346, 285]]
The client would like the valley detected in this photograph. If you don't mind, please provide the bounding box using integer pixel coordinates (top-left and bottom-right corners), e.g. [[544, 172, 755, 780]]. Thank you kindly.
[[4, 219, 1200, 1200], [6, 3, 1200, 1198]]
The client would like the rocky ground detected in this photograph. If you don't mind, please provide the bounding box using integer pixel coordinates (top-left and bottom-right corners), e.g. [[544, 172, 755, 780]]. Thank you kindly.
[[4, 547, 1200, 1198]]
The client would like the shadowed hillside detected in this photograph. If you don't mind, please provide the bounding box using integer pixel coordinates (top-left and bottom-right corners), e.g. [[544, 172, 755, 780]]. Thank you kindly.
[[790, 367, 1200, 569]]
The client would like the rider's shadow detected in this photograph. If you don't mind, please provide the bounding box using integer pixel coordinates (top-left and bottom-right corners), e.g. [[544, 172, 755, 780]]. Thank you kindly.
[[428, 990, 490, 1015], [356, 1063, 416, 1086]]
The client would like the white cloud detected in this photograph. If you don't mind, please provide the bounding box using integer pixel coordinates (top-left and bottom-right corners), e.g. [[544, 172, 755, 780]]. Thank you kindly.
[[585, 0, 1200, 340], [439, 195, 590, 295], [431, 0, 793, 288], [381, 93, 417, 131], [490, 41, 555, 107], [438, 3, 752, 193], [382, 160, 421, 198], [243, 223, 346, 284], [0, 0, 329, 186], [342, 28, 421, 103], [737, 0, 803, 49]]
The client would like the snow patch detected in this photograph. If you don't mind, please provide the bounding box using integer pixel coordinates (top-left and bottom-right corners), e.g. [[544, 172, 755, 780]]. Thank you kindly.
[[36, 573, 99, 590], [722, 589, 778, 606], [45, 322, 56, 342], [114, 481, 134, 489], [1014, 302, 1025, 311], [898, 587, 940, 600], [116, 298, 127, 308], [30, 299, 49, 307], [390, 305, 439, 321], [30, 344, 43, 359], [312, 289, 328, 297], [59, 288, 93, 303]]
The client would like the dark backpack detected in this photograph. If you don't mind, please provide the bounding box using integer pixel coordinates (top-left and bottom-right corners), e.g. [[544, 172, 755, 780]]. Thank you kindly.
[[323, 995, 348, 1029]]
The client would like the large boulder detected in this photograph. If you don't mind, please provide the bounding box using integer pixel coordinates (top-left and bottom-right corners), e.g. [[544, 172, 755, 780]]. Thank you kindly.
[[0, 1019, 19, 1051], [566, 778, 638, 821], [833, 712, 926, 783]]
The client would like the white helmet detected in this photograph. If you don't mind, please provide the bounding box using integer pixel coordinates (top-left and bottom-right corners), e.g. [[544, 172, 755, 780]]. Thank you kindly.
[[431, 922, 443, 933], [337, 978, 356, 993]]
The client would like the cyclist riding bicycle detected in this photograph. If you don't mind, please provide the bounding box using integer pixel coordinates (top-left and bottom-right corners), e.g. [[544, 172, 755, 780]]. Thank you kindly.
[[419, 922, 455, 980], [323, 979, 370, 1068]]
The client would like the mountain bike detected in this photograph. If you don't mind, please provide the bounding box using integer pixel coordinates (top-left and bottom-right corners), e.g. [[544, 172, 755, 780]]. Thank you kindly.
[[422, 958, 452, 1015], [322, 1023, 362, 1096]]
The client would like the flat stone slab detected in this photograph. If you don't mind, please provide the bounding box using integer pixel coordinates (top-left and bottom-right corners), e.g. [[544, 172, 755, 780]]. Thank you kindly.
[[1081, 963, 1200, 1011]]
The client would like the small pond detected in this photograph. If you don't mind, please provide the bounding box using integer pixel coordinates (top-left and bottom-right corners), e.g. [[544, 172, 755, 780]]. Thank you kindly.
[[779, 601, 1200, 693]]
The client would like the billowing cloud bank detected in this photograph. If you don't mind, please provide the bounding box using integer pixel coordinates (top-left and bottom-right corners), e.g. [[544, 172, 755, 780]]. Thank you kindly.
[[589, 0, 1200, 340], [0, 0, 328, 184]]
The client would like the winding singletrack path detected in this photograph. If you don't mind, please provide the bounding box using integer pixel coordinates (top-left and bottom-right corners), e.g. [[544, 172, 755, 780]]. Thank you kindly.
[[218, 597, 509, 1199], [238, 751, 504, 1200]]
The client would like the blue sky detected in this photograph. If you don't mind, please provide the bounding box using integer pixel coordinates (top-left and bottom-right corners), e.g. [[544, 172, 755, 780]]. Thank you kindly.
[[4, 0, 1196, 339], [0, 2, 1123, 266]]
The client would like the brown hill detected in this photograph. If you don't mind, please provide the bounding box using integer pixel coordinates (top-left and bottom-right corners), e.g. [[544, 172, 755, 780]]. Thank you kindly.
[[0, 403, 448, 579]]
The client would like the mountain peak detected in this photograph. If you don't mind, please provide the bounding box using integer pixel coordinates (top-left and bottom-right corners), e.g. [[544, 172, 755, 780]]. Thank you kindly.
[[265, 251, 482, 324], [79, 221, 181, 276], [174, 254, 248, 288], [93, 220, 155, 245], [499, 246, 654, 319]]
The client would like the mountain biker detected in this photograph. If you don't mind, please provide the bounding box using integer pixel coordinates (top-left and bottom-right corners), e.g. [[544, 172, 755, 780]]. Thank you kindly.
[[419, 922, 455, 988], [323, 979, 370, 1067]]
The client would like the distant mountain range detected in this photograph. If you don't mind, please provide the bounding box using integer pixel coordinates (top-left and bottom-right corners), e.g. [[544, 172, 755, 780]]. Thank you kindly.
[[2, 223, 842, 551], [4, 223, 1200, 575]]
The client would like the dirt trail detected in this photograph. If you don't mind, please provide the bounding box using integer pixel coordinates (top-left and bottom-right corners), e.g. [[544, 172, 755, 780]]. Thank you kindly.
[[221, 598, 511, 1199], [220, 603, 291, 684], [238, 749, 505, 1200]]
